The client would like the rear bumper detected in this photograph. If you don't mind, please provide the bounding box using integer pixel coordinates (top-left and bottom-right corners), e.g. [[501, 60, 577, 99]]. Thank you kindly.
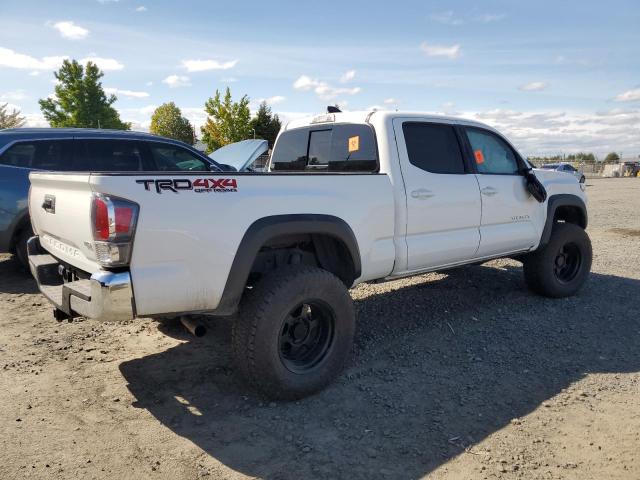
[[28, 236, 135, 321]]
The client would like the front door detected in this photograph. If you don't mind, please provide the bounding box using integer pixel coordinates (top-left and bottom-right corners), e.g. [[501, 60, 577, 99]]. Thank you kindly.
[[393, 119, 482, 271], [462, 126, 540, 257]]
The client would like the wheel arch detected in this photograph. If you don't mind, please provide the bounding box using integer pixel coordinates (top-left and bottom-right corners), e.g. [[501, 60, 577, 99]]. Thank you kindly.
[[6, 210, 31, 253], [215, 214, 361, 315], [539, 194, 588, 247]]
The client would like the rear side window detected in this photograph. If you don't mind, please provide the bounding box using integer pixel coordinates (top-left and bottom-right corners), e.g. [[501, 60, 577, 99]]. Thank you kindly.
[[270, 124, 378, 172], [77, 139, 145, 171], [147, 142, 209, 171], [0, 140, 73, 170], [402, 122, 465, 174]]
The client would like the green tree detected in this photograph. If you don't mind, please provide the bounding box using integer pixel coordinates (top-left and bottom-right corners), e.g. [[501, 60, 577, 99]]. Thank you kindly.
[[39, 59, 130, 130], [201, 87, 251, 153], [149, 102, 195, 145], [250, 101, 282, 147], [604, 152, 620, 163], [0, 103, 26, 129]]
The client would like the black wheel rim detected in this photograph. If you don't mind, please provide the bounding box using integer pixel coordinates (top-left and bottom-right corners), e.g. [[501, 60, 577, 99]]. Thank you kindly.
[[278, 301, 335, 373], [553, 242, 582, 283]]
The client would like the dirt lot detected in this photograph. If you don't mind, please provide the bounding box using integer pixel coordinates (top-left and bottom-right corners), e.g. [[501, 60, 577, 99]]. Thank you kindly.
[[1, 177, 639, 480]]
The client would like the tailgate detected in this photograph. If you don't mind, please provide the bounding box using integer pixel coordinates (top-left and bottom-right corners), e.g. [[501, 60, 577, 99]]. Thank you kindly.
[[29, 172, 99, 273]]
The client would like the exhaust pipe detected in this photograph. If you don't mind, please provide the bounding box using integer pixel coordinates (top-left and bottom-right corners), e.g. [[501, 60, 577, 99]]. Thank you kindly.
[[180, 316, 207, 337]]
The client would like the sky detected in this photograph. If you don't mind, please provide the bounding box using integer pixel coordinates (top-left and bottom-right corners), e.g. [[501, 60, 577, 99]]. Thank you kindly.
[[1, 0, 639, 157]]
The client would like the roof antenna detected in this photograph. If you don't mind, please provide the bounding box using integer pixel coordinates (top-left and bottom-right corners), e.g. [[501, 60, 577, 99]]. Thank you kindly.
[[327, 105, 341, 113]]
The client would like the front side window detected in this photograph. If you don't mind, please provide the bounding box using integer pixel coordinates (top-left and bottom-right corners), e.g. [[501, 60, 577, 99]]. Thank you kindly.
[[147, 142, 209, 171], [0, 140, 73, 170], [270, 124, 378, 172], [402, 122, 465, 174], [465, 128, 519, 175]]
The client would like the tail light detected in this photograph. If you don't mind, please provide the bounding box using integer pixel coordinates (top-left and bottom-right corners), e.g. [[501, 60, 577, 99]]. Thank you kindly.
[[91, 193, 139, 267]]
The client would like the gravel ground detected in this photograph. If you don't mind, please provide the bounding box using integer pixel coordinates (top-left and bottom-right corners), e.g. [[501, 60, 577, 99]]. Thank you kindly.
[[1, 177, 639, 480]]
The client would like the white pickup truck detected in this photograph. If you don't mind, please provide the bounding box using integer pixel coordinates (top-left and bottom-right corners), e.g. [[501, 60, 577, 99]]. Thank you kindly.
[[27, 110, 591, 399]]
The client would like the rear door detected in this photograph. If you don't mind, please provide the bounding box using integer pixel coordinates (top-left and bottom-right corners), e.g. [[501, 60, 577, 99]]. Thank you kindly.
[[462, 126, 540, 257], [393, 119, 481, 271]]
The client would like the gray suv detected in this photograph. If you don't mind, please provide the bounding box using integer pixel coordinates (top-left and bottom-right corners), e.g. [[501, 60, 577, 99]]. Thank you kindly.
[[0, 128, 220, 267]]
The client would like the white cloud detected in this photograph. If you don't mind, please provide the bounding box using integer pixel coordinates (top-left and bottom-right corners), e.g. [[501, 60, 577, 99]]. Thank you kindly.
[[0, 89, 28, 101], [80, 56, 124, 71], [339, 69, 356, 83], [384, 98, 399, 105], [182, 59, 238, 72], [145, 81, 153, 86], [163, 74, 191, 88], [0, 47, 67, 70], [104, 87, 150, 98], [467, 108, 640, 156], [430, 11, 464, 26], [135, 6, 147, 12], [221, 77, 237, 83], [420, 42, 461, 59], [519, 81, 549, 92], [293, 75, 361, 100], [430, 11, 505, 25], [257, 95, 285, 105], [52, 21, 89, 40], [476, 13, 506, 23], [614, 88, 640, 102]]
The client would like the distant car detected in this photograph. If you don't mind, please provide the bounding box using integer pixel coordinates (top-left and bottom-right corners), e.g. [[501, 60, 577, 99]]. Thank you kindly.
[[540, 163, 585, 183], [0, 128, 222, 267]]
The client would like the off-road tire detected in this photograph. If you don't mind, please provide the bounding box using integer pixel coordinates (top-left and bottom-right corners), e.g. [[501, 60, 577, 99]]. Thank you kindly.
[[523, 223, 592, 297], [14, 226, 33, 271], [232, 265, 355, 400]]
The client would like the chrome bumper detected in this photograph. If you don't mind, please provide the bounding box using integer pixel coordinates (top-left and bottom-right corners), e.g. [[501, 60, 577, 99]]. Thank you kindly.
[[28, 236, 135, 321]]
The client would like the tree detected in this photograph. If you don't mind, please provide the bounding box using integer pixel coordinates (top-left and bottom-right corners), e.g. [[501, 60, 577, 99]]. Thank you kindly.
[[604, 152, 620, 163], [0, 103, 26, 129], [149, 102, 195, 145], [250, 101, 282, 147], [39, 59, 130, 130], [201, 87, 251, 153]]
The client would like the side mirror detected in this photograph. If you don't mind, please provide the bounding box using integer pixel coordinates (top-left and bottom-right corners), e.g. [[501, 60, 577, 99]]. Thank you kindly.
[[522, 168, 547, 203]]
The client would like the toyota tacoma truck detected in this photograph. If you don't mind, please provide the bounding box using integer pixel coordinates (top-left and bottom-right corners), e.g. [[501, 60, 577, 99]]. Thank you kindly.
[[27, 110, 591, 399]]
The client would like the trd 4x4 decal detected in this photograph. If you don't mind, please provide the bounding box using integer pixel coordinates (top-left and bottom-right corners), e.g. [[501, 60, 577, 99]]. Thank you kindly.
[[136, 178, 238, 194]]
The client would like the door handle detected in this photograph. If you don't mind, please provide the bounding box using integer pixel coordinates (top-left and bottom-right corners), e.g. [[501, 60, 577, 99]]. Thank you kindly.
[[42, 194, 56, 213], [481, 187, 498, 196], [411, 188, 435, 199]]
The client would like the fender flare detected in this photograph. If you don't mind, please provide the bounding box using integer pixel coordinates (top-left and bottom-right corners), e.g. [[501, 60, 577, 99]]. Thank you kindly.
[[539, 194, 588, 247], [214, 214, 361, 315]]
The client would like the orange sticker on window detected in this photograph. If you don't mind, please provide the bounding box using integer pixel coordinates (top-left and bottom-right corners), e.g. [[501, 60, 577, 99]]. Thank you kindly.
[[474, 149, 485, 164], [348, 135, 360, 153]]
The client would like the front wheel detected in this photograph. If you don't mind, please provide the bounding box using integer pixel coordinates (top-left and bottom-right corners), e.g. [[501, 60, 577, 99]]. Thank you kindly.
[[232, 266, 355, 400], [523, 223, 592, 297]]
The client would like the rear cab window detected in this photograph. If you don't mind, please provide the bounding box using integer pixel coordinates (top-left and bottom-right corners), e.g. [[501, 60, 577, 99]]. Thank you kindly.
[[270, 124, 378, 172]]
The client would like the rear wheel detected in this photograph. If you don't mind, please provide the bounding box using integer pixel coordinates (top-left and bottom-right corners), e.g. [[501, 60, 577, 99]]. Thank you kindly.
[[14, 226, 33, 270], [523, 223, 592, 297], [232, 265, 355, 400], [579, 175, 586, 183]]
